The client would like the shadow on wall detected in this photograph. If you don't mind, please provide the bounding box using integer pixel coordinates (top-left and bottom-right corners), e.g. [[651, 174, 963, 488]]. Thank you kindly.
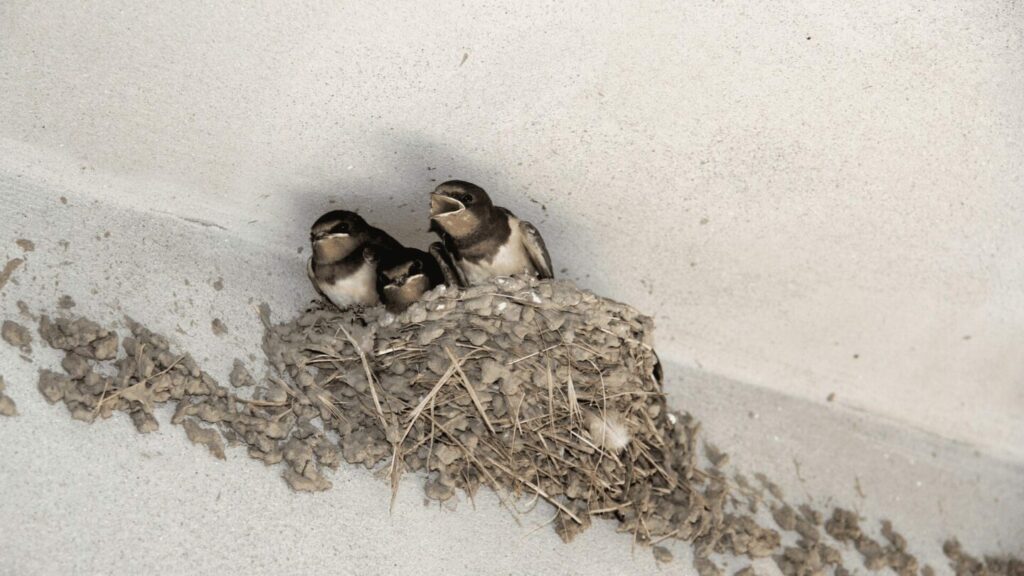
[[279, 132, 596, 284], [284, 134, 488, 250]]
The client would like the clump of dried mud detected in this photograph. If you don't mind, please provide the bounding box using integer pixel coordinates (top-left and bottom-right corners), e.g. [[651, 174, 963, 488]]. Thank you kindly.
[[30, 311, 339, 488], [2, 319, 32, 353], [0, 375, 17, 416], [943, 540, 1024, 576], [5, 277, 1022, 576]]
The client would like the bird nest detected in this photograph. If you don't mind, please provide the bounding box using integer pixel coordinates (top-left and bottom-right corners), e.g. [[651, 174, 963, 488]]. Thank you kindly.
[[18, 277, 1017, 571], [263, 276, 764, 548], [26, 275, 776, 553]]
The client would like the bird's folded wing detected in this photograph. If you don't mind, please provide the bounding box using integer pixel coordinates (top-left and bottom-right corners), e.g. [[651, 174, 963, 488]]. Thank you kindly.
[[429, 242, 464, 287], [520, 220, 554, 279], [306, 257, 327, 299]]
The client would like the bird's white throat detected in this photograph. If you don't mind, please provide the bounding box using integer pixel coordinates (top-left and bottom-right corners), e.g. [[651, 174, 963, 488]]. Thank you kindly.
[[323, 261, 379, 308]]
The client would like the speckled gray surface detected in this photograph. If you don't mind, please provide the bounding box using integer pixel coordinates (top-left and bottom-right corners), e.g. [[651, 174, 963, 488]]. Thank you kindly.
[[1, 1, 1022, 573]]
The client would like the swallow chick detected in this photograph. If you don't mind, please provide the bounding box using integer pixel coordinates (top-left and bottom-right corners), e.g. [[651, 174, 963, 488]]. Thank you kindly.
[[307, 210, 402, 309], [379, 247, 446, 313], [429, 180, 553, 286]]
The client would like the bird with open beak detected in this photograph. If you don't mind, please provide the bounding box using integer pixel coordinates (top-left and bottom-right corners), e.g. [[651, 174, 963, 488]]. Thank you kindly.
[[428, 180, 553, 287], [307, 210, 403, 309], [379, 246, 447, 313]]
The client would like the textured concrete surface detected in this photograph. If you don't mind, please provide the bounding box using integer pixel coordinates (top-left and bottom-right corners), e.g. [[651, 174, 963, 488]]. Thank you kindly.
[[1, 157, 1022, 576], [1, 1, 1021, 460], [1, 2, 1022, 574]]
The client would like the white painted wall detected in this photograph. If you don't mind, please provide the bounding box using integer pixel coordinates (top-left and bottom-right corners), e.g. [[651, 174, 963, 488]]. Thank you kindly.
[[2, 1, 1021, 459]]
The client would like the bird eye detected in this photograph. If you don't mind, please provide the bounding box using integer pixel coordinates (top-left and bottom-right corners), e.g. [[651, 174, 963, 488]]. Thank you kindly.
[[461, 194, 473, 205], [335, 223, 350, 233], [410, 260, 422, 273]]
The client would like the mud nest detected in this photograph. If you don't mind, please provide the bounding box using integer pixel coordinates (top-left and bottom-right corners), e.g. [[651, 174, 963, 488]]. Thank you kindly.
[[23, 277, 777, 556], [258, 276, 775, 552], [16, 278, 1022, 573]]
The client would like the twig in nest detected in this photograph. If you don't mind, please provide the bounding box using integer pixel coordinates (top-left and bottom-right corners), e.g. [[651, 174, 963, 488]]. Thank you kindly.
[[336, 323, 390, 436], [590, 501, 634, 515], [649, 529, 679, 546], [546, 361, 556, 429], [389, 442, 403, 511], [486, 456, 583, 525], [597, 327, 654, 351], [237, 398, 290, 407], [267, 374, 303, 400], [96, 342, 148, 416], [445, 346, 495, 434], [423, 411, 521, 525], [306, 378, 350, 424], [570, 430, 623, 467], [97, 353, 184, 410], [508, 343, 561, 366], [400, 359, 459, 443], [563, 348, 582, 426]]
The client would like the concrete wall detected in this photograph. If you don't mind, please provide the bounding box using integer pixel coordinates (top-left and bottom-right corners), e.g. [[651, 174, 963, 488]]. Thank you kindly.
[[2, 1, 1021, 459]]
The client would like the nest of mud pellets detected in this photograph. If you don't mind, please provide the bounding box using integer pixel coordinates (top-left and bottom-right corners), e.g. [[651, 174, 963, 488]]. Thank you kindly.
[[262, 276, 773, 551], [18, 275, 1024, 572]]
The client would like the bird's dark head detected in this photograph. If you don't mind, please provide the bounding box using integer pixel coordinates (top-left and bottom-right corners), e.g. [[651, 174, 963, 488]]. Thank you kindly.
[[429, 180, 494, 240], [380, 258, 424, 287], [310, 210, 371, 262], [380, 258, 430, 313]]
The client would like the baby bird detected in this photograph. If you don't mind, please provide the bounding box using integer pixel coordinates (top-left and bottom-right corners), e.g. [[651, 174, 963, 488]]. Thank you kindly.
[[428, 180, 553, 287], [379, 247, 446, 313], [307, 210, 402, 309]]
